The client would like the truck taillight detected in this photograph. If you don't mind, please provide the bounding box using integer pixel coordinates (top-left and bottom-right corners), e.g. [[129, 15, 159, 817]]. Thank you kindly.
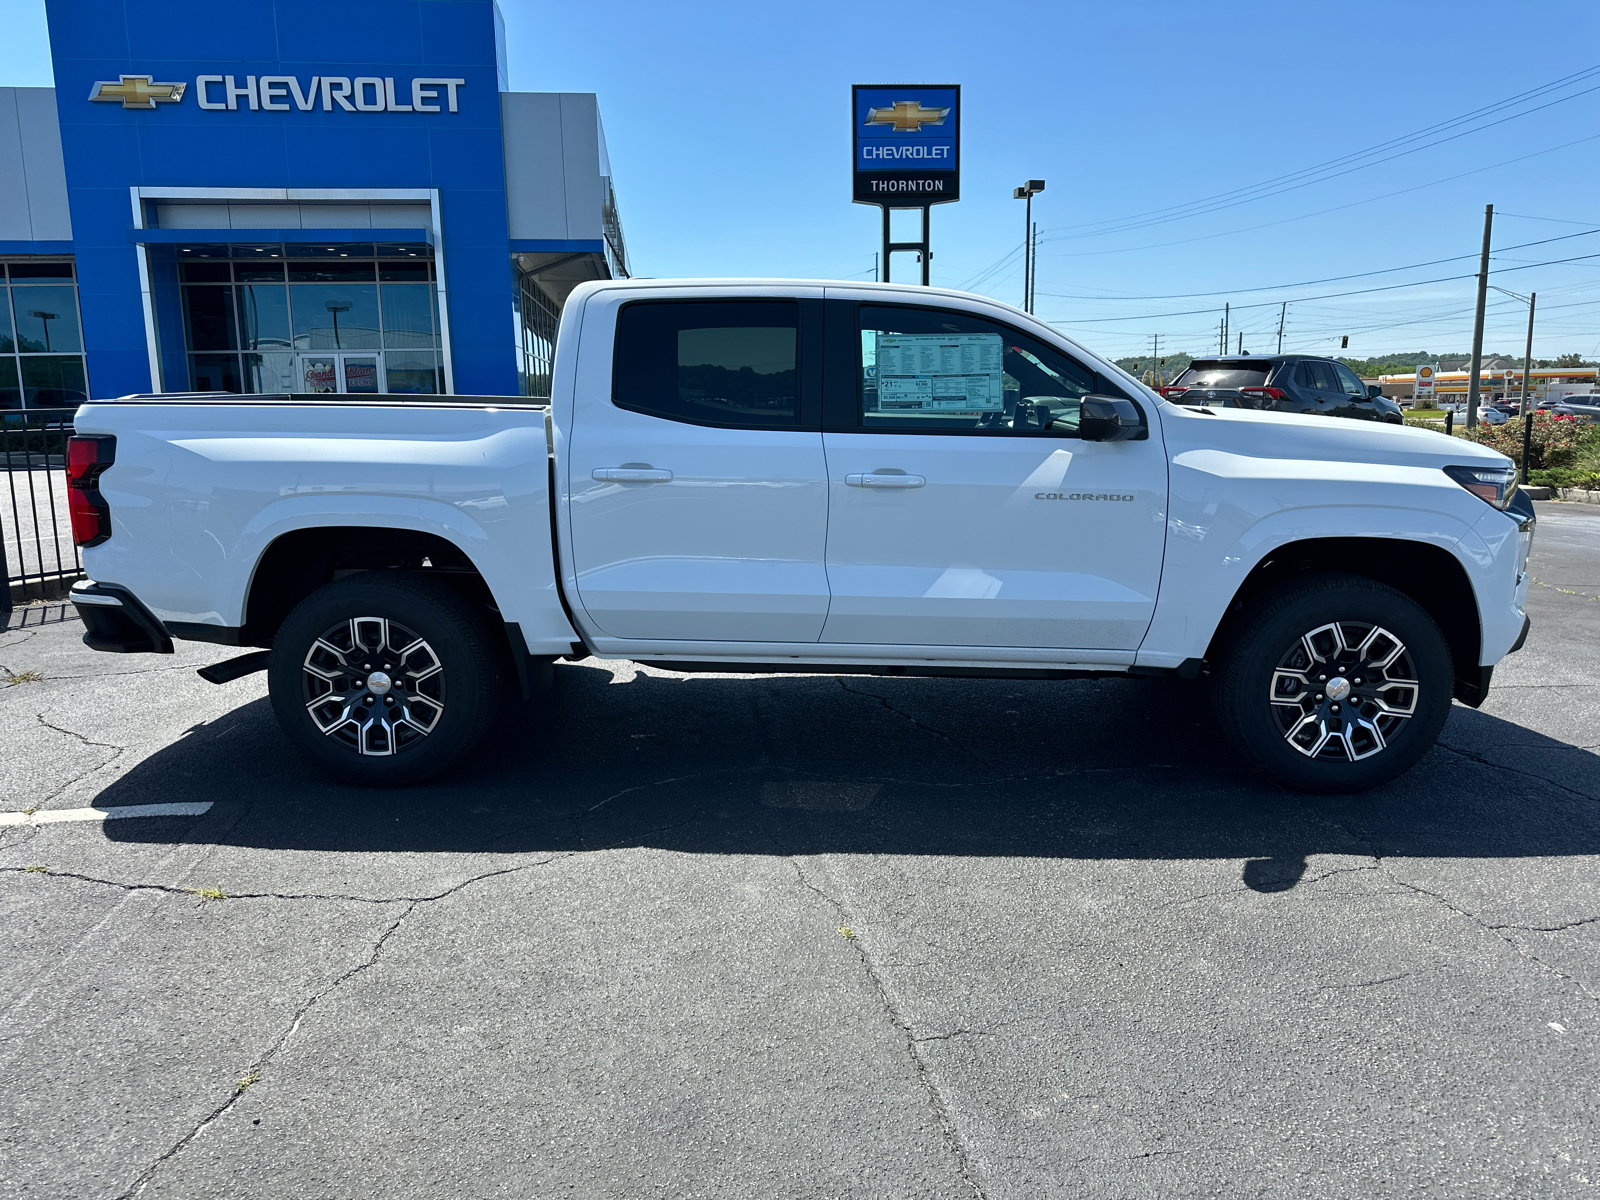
[[1239, 386, 1287, 401], [67, 435, 115, 547]]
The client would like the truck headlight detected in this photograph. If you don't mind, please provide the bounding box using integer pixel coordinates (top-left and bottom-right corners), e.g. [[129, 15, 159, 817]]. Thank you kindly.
[[1444, 463, 1518, 510]]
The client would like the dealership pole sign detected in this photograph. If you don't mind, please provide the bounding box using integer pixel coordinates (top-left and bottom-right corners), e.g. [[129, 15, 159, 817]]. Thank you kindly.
[[853, 84, 959, 285], [853, 84, 960, 203]]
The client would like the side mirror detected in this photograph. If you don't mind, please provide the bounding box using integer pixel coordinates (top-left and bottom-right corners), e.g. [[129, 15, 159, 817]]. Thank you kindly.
[[1367, 385, 1384, 400], [1079, 395, 1148, 442]]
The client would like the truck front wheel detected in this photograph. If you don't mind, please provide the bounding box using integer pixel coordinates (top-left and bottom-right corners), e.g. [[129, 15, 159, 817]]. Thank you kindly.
[[1213, 573, 1454, 793], [267, 572, 499, 785]]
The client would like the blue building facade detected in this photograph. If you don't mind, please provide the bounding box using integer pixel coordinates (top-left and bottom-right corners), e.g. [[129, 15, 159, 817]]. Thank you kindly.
[[0, 0, 626, 403]]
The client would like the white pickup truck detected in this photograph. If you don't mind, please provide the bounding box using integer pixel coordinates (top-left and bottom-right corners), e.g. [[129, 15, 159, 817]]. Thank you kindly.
[[65, 280, 1534, 792]]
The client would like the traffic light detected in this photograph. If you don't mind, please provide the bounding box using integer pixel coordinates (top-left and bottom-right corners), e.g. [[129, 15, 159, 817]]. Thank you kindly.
[[1341, 336, 1349, 349]]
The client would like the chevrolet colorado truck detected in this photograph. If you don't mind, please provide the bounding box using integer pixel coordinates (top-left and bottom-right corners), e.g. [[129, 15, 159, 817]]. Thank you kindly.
[[65, 280, 1534, 791]]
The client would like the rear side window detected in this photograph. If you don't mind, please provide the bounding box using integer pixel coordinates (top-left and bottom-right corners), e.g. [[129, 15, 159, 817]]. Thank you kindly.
[[1298, 361, 1338, 391], [1174, 361, 1271, 388], [613, 300, 800, 428]]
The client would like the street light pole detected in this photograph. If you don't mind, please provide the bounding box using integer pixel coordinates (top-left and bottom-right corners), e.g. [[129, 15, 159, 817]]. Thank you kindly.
[[324, 301, 351, 350], [29, 311, 57, 352], [1013, 180, 1045, 314]]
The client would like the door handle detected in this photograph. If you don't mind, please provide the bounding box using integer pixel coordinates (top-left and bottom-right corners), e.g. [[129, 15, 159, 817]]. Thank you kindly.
[[846, 472, 926, 488], [593, 467, 673, 482]]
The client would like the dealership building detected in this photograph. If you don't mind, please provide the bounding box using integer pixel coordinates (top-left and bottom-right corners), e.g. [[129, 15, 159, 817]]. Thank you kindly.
[[0, 0, 629, 405]]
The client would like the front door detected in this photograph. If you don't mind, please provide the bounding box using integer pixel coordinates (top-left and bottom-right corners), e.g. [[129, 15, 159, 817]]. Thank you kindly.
[[297, 354, 383, 394], [819, 299, 1168, 651], [564, 294, 831, 643]]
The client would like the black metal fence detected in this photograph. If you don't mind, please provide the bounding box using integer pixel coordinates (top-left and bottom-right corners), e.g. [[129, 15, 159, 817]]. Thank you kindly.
[[2, 408, 82, 615]]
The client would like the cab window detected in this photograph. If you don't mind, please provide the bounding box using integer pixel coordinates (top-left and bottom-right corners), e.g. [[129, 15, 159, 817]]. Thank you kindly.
[[856, 304, 1097, 434], [613, 300, 801, 428]]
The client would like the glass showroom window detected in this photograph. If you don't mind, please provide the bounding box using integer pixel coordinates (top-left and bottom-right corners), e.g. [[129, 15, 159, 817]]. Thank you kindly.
[[515, 268, 559, 399], [178, 245, 443, 394], [0, 260, 90, 411]]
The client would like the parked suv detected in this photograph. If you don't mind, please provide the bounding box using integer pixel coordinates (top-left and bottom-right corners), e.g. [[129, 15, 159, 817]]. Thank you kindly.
[[1162, 355, 1403, 424]]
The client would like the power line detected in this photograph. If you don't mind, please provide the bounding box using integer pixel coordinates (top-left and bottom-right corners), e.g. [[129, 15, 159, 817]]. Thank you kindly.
[[1039, 66, 1600, 242], [1029, 227, 1600, 303], [1039, 248, 1600, 325]]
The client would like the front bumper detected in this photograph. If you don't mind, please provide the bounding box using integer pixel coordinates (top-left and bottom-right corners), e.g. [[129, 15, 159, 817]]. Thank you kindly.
[[69, 581, 173, 655]]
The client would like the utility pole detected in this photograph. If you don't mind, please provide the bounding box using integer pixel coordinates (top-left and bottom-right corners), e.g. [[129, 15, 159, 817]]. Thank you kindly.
[[1149, 333, 1163, 386], [1237, 331, 1244, 354], [1276, 302, 1287, 354], [1520, 291, 1537, 484], [873, 252, 879, 282], [1466, 203, 1494, 429], [1223, 303, 1230, 355], [1218, 317, 1225, 354], [1030, 220, 1039, 313]]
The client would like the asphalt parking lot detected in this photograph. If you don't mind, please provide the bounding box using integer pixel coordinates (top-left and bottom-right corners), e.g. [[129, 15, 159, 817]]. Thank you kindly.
[[2, 501, 1596, 1199]]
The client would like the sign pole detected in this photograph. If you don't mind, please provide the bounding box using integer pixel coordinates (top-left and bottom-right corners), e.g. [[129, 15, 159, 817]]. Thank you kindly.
[[854, 84, 960, 288]]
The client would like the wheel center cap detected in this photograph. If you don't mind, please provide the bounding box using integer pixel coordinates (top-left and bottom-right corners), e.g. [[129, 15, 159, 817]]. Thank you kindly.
[[1325, 676, 1352, 702], [366, 670, 393, 696]]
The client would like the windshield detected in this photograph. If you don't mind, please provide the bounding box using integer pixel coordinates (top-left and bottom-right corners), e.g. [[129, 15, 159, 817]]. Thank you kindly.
[[1173, 361, 1272, 389]]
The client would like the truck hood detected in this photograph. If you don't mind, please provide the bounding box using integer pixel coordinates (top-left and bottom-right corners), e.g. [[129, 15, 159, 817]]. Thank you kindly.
[[1157, 401, 1513, 471]]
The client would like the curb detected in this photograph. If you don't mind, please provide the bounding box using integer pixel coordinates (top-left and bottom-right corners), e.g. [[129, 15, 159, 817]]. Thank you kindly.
[[1555, 488, 1600, 505]]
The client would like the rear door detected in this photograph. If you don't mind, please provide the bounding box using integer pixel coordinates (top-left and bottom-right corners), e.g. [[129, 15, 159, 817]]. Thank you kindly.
[[1294, 360, 1341, 415], [564, 292, 831, 643], [817, 297, 1168, 651]]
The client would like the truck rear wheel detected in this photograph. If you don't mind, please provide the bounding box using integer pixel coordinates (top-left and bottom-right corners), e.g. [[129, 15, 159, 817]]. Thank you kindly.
[[1212, 573, 1453, 793], [267, 572, 499, 785]]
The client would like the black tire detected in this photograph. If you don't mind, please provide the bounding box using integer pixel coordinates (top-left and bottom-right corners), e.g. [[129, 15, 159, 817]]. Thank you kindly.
[[1211, 573, 1453, 793], [268, 572, 499, 785]]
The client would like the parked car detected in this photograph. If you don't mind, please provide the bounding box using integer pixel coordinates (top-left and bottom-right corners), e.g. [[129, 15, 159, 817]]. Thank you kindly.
[[67, 279, 1533, 794], [1161, 355, 1403, 424], [1480, 408, 1509, 426]]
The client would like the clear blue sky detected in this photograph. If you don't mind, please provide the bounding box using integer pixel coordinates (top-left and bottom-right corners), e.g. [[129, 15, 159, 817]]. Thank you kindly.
[[5, 0, 1600, 363]]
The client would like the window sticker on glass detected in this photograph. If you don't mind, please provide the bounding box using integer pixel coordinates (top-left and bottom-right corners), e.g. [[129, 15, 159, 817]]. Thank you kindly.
[[872, 332, 1004, 413]]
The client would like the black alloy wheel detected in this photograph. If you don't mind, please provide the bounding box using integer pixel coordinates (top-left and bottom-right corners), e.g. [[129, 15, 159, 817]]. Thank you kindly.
[[1213, 573, 1453, 792], [268, 572, 499, 785]]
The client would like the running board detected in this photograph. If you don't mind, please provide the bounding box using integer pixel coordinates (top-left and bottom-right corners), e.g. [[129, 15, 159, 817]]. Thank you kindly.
[[197, 650, 272, 685]]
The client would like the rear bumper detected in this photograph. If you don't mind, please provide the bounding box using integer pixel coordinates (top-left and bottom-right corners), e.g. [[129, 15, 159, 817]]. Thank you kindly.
[[69, 581, 174, 654]]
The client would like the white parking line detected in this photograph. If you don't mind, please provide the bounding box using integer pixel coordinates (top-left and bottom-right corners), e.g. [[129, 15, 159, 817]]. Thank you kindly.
[[0, 802, 213, 827]]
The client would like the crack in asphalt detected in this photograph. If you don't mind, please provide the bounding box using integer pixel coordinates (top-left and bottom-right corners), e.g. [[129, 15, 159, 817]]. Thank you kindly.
[[109, 850, 574, 1199], [34, 713, 127, 803], [110, 902, 419, 1200], [1308, 971, 1415, 992], [786, 856, 989, 1200], [835, 679, 989, 764], [1302, 809, 1600, 1006], [1529, 576, 1600, 602], [1433, 739, 1600, 806]]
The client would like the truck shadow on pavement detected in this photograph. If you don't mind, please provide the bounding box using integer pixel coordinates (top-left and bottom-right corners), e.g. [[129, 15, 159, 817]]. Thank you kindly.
[[99, 661, 1600, 892]]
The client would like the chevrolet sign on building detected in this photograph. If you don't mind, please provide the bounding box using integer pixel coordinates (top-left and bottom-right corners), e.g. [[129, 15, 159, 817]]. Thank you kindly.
[[0, 0, 630, 406]]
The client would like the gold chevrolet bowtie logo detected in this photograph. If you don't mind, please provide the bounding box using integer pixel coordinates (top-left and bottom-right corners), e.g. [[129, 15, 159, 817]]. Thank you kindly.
[[864, 100, 950, 132], [88, 75, 187, 109]]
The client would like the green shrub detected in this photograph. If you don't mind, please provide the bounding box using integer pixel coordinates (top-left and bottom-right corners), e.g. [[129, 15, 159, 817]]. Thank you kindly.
[[1530, 468, 1600, 490]]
